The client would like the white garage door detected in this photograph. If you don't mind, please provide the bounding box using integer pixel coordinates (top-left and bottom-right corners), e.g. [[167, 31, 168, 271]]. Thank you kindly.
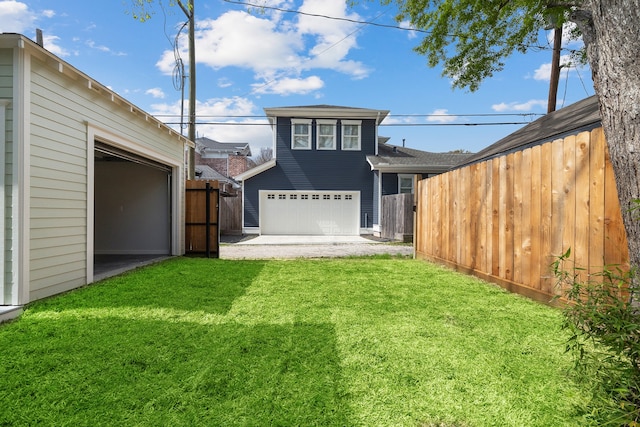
[[259, 190, 360, 235]]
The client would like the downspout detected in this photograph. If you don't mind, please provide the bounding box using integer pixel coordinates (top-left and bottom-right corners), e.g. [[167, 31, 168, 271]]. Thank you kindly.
[[375, 111, 380, 155]]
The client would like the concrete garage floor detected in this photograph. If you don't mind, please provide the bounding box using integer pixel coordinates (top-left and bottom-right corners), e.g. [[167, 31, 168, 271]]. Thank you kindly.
[[93, 254, 170, 282]]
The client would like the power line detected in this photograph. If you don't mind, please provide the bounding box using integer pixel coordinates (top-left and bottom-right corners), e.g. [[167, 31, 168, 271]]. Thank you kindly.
[[222, 0, 424, 33], [153, 113, 544, 118], [162, 121, 531, 127], [222, 0, 570, 53]]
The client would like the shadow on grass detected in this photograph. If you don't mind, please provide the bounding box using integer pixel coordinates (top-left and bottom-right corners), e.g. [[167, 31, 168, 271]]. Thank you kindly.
[[30, 258, 267, 315], [0, 317, 349, 426]]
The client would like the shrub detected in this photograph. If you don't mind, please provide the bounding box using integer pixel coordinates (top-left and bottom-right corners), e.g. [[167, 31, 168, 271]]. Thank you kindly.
[[554, 248, 640, 426]]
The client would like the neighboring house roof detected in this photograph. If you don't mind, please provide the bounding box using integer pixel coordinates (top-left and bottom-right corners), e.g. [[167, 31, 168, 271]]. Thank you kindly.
[[457, 95, 600, 168], [264, 105, 390, 125], [194, 165, 241, 188], [367, 144, 474, 174], [196, 136, 251, 156], [234, 159, 277, 182]]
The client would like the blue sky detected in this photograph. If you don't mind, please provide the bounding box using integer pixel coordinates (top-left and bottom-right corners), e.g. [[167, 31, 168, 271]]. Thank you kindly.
[[1, 0, 595, 156]]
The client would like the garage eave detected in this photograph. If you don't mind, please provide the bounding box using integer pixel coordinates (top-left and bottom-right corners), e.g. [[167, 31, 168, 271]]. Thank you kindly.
[[234, 159, 277, 182], [8, 33, 191, 148]]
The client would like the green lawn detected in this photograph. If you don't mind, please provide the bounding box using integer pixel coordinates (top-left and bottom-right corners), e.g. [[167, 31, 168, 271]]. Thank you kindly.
[[0, 257, 590, 426]]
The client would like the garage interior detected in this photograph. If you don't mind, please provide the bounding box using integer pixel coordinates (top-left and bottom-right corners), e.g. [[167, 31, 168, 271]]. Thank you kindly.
[[93, 142, 173, 280]]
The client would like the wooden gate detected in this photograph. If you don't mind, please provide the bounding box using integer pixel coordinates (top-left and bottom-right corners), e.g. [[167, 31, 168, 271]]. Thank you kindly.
[[381, 193, 414, 242], [185, 180, 220, 257]]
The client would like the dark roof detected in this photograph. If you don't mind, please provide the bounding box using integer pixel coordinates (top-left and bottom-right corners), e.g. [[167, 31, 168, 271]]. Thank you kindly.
[[196, 137, 251, 155], [263, 105, 390, 124], [367, 143, 474, 173], [265, 104, 368, 110], [457, 95, 600, 168], [194, 165, 240, 187]]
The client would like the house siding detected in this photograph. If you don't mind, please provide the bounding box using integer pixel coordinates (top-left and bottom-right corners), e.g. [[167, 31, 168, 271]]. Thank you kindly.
[[1, 48, 14, 304], [26, 51, 185, 301], [244, 117, 376, 228], [373, 172, 380, 225]]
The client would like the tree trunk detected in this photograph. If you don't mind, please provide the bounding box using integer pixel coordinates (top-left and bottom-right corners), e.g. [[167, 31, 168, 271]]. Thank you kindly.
[[572, 0, 640, 296]]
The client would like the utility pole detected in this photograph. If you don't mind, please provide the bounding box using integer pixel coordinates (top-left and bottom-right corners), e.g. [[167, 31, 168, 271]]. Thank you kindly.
[[188, 0, 196, 179], [547, 26, 562, 113], [177, 0, 196, 179]]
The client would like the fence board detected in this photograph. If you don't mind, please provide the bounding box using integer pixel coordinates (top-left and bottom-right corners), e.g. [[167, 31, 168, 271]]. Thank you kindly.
[[491, 158, 501, 277], [589, 130, 605, 280], [415, 128, 629, 303], [575, 132, 591, 282], [513, 150, 524, 284], [503, 154, 515, 281], [521, 148, 533, 286], [476, 162, 487, 272], [529, 145, 542, 290], [430, 176, 446, 257], [539, 142, 554, 293], [449, 171, 456, 262], [562, 136, 577, 272]]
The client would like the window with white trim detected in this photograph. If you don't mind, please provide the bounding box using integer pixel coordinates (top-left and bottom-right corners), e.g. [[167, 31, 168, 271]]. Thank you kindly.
[[291, 119, 312, 150], [316, 120, 336, 150], [399, 174, 414, 194], [341, 120, 361, 151]]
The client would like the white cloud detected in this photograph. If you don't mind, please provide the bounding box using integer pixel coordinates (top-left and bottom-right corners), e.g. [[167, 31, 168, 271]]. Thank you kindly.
[[380, 115, 422, 126], [156, 0, 369, 96], [43, 35, 70, 57], [145, 87, 166, 99], [427, 108, 456, 124], [532, 54, 574, 81], [399, 20, 418, 39], [0, 0, 36, 33], [150, 96, 273, 154], [297, 0, 369, 77], [252, 75, 324, 95], [217, 78, 233, 88], [86, 40, 127, 56], [156, 11, 301, 75], [42, 9, 55, 18], [547, 22, 584, 49], [492, 100, 547, 112]]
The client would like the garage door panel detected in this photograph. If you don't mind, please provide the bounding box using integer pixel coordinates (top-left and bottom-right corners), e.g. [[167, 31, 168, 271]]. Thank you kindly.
[[260, 191, 359, 235]]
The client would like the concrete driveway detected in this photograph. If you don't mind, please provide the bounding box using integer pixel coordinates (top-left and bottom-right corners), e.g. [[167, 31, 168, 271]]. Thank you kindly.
[[219, 235, 414, 259]]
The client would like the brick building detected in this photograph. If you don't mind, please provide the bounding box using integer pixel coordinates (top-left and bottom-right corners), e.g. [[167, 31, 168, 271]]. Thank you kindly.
[[195, 137, 254, 177]]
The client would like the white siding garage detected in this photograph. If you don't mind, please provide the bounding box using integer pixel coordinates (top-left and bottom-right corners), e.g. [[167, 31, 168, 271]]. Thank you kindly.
[[0, 34, 189, 312], [259, 190, 360, 235]]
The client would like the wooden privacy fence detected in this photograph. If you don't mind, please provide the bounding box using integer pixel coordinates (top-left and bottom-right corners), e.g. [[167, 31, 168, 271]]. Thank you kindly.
[[185, 180, 219, 258], [415, 127, 629, 303], [219, 191, 242, 235], [381, 193, 414, 242]]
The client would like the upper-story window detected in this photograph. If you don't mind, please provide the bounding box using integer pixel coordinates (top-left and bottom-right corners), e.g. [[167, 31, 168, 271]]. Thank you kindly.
[[341, 120, 361, 151], [291, 119, 312, 150], [316, 120, 336, 150]]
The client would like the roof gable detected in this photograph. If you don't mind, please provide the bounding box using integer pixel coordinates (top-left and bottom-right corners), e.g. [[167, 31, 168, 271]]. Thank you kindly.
[[264, 105, 390, 125], [196, 137, 251, 155]]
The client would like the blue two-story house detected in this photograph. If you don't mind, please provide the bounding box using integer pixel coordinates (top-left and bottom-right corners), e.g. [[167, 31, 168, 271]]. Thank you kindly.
[[235, 105, 471, 236]]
